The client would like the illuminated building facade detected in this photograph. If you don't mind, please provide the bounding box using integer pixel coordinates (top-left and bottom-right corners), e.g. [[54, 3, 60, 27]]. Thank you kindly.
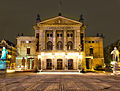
[[15, 36, 35, 71], [15, 15, 104, 71], [0, 40, 17, 69]]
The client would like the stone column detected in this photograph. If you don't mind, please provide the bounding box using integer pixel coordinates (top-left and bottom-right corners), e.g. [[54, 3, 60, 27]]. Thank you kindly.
[[64, 30, 67, 50], [53, 30, 56, 50], [91, 58, 94, 71], [65, 56, 68, 70], [74, 30, 77, 49], [43, 30, 46, 50]]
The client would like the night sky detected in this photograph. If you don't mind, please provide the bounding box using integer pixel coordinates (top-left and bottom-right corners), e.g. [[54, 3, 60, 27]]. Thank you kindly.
[[0, 0, 120, 47]]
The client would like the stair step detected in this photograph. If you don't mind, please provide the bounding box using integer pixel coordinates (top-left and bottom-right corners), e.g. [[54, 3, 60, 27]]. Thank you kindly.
[[41, 70, 79, 72]]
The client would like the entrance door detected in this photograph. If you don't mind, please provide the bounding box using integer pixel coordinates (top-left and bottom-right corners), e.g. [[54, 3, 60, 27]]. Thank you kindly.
[[46, 59, 52, 70], [68, 59, 73, 70], [57, 59, 62, 70], [86, 58, 90, 69]]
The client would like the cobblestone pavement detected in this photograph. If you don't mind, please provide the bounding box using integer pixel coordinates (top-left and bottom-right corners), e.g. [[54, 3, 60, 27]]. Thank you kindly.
[[0, 72, 120, 91]]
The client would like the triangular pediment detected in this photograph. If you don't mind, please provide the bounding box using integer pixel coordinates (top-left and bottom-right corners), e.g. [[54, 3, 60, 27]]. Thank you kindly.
[[38, 16, 82, 25]]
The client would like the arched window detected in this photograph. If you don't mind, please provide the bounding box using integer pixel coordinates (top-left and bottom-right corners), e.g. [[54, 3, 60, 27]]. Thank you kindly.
[[57, 41, 63, 50], [47, 41, 53, 50], [67, 41, 73, 50]]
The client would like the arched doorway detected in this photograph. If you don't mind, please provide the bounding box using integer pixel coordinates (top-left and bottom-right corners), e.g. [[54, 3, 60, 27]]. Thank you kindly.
[[47, 41, 53, 50], [57, 59, 62, 70], [46, 59, 52, 70], [68, 59, 73, 70]]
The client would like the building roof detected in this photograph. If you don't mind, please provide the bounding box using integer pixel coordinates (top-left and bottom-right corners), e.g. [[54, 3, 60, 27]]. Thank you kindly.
[[0, 40, 16, 47], [36, 16, 82, 26]]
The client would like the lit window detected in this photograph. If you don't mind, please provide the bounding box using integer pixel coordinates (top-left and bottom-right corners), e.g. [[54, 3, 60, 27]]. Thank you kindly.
[[26, 41, 29, 43]]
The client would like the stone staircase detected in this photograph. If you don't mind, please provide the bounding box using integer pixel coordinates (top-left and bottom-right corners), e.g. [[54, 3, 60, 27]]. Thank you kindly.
[[41, 70, 79, 72]]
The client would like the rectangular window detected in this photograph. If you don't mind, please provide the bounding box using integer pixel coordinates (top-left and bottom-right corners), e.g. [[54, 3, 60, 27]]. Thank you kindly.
[[27, 47, 30, 54], [90, 48, 93, 56]]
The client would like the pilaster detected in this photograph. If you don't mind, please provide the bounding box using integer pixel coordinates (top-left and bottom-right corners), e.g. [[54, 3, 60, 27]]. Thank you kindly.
[[74, 30, 77, 49], [43, 30, 46, 50], [64, 30, 67, 50], [53, 30, 56, 50]]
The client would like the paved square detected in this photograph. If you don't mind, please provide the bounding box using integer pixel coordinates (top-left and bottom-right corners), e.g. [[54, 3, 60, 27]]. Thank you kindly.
[[0, 72, 120, 91]]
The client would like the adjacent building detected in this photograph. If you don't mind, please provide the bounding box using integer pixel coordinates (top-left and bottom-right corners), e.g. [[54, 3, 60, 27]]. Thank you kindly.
[[15, 36, 35, 71], [15, 14, 104, 71], [0, 40, 17, 69]]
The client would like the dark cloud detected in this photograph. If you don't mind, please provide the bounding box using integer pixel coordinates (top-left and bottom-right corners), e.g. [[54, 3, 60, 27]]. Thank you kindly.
[[0, 0, 119, 47]]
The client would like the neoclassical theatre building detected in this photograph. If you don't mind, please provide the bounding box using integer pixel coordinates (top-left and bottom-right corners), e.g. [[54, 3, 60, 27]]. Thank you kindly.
[[15, 14, 104, 71]]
